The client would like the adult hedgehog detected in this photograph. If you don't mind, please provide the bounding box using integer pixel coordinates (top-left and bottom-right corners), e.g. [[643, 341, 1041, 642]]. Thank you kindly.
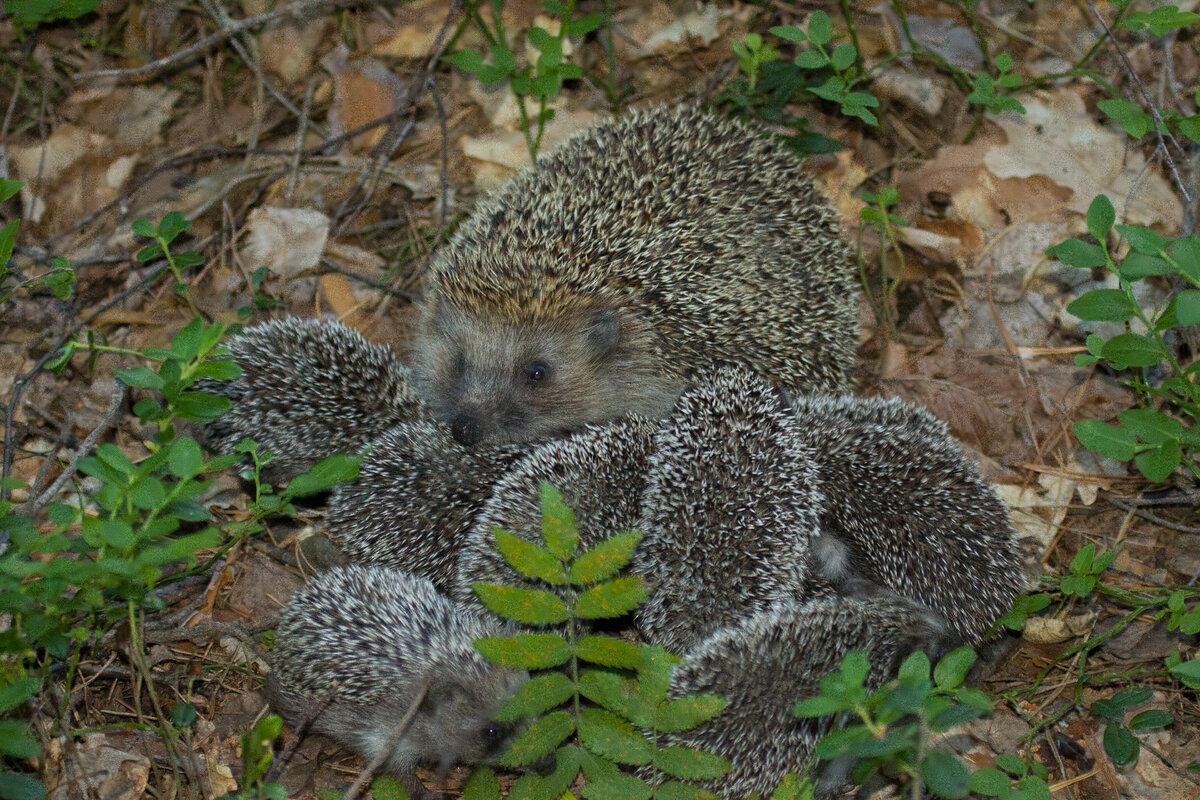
[[416, 106, 857, 445]]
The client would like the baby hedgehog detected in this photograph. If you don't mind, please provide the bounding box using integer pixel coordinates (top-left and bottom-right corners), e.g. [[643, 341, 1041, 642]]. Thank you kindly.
[[632, 367, 828, 655], [266, 565, 526, 800], [415, 105, 857, 445], [326, 420, 529, 592], [195, 317, 427, 483], [793, 394, 1024, 645], [656, 595, 950, 800], [453, 415, 659, 616]]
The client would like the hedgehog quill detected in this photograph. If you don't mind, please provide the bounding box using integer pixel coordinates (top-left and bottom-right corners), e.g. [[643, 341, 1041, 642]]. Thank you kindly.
[[415, 106, 857, 445]]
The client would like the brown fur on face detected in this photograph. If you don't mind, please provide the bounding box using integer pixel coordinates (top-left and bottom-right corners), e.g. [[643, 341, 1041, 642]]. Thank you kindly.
[[413, 302, 680, 445]]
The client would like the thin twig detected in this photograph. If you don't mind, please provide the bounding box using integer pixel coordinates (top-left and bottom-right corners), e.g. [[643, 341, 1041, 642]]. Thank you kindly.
[[329, 0, 462, 237], [74, 0, 368, 81], [261, 694, 335, 785], [1108, 497, 1200, 535], [1087, 1, 1193, 203], [2, 263, 167, 501], [19, 379, 126, 518], [342, 677, 431, 800]]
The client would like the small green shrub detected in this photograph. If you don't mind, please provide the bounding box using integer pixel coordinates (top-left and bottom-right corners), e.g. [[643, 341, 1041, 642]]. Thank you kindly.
[[465, 482, 731, 799], [1047, 194, 1200, 482], [796, 647, 1000, 799], [0, 214, 359, 799], [446, 0, 604, 161]]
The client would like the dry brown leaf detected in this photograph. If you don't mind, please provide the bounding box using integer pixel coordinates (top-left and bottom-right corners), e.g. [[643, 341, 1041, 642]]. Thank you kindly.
[[461, 109, 597, 184], [636, 3, 724, 58], [985, 89, 1183, 229], [260, 15, 330, 85], [369, 0, 450, 57], [322, 45, 407, 152], [241, 206, 329, 278], [319, 272, 369, 327], [44, 733, 149, 800], [1022, 610, 1096, 643]]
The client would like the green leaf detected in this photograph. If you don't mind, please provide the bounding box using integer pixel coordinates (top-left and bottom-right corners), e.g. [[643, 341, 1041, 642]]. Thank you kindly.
[[1171, 235, 1200, 283], [1117, 407, 1182, 445], [652, 782, 721, 800], [502, 710, 575, 769], [1046, 238, 1106, 268], [1074, 419, 1138, 461], [171, 317, 203, 361], [444, 49, 484, 72], [575, 635, 640, 668], [370, 775, 412, 800], [1134, 440, 1181, 482], [1097, 98, 1151, 138], [807, 10, 832, 45], [995, 752, 1026, 776], [0, 678, 39, 714], [921, 751, 969, 798], [1066, 289, 1137, 322], [577, 708, 652, 765], [1169, 658, 1200, 688], [656, 694, 728, 732], [933, 647, 975, 689], [969, 767, 1012, 795], [0, 179, 23, 204], [1102, 723, 1139, 770], [769, 25, 807, 43], [0, 722, 39, 760], [570, 531, 641, 585], [653, 746, 730, 780], [113, 365, 163, 390], [495, 672, 574, 721], [579, 773, 653, 800], [0, 772, 46, 800], [1086, 194, 1115, 240], [173, 391, 232, 423], [539, 482, 578, 559], [1120, 251, 1173, 280], [1116, 224, 1168, 255], [793, 694, 846, 717], [1176, 290, 1200, 325], [495, 528, 565, 584], [637, 645, 673, 706], [575, 576, 647, 619], [769, 773, 814, 800], [578, 670, 656, 728], [898, 650, 931, 682], [471, 584, 569, 625], [1101, 333, 1164, 368], [829, 42, 856, 71], [475, 633, 572, 669], [131, 219, 156, 238], [281, 452, 359, 497], [168, 437, 204, 478], [1129, 709, 1173, 730]]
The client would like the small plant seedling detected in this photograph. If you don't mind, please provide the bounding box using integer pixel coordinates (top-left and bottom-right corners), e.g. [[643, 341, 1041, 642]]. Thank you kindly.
[[1048, 194, 1200, 482], [465, 482, 730, 799]]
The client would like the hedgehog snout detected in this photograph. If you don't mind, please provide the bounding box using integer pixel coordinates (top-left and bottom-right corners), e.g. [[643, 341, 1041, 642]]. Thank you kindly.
[[451, 413, 485, 445]]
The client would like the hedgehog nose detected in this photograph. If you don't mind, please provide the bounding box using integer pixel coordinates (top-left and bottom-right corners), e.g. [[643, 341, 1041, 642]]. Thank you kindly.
[[451, 414, 484, 446]]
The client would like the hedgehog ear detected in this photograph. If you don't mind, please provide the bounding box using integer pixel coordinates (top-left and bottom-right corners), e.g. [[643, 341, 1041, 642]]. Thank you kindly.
[[585, 309, 620, 357]]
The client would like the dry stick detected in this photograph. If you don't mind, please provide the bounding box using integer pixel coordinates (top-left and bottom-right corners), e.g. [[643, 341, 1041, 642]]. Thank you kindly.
[[1087, 0, 1192, 203], [261, 694, 336, 786], [73, 0, 369, 81], [0, 263, 166, 502], [342, 677, 432, 800], [329, 0, 462, 238], [19, 379, 126, 518], [1107, 496, 1200, 535]]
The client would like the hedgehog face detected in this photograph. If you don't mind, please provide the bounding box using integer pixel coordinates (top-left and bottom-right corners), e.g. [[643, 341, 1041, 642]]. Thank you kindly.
[[415, 302, 645, 444], [412, 666, 529, 774]]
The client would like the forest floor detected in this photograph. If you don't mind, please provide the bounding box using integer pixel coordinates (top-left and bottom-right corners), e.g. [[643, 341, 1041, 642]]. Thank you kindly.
[[1, 1, 1198, 799]]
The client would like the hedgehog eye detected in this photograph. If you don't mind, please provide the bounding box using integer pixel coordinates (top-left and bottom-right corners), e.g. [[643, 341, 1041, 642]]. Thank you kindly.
[[523, 363, 549, 384], [483, 724, 506, 744]]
